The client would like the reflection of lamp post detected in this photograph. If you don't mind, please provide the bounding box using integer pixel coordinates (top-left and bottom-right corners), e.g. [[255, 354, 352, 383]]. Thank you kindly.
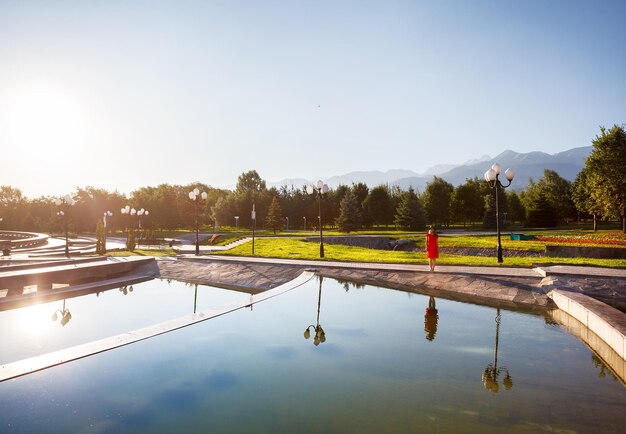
[[54, 195, 76, 258], [51, 299, 72, 327], [482, 308, 513, 393], [189, 188, 207, 255], [484, 163, 515, 263], [303, 276, 326, 346], [306, 180, 329, 258]]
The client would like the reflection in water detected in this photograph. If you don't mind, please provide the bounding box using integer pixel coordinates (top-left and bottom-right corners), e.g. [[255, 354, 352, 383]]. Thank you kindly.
[[303, 276, 326, 346], [51, 299, 72, 327], [424, 296, 438, 341], [119, 285, 134, 295], [482, 308, 513, 393]]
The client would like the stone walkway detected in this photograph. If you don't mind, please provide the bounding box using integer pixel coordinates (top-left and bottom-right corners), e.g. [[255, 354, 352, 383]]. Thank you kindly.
[[157, 255, 626, 312]]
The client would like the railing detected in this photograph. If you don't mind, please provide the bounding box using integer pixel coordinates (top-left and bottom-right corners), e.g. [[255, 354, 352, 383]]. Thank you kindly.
[[0, 231, 50, 250]]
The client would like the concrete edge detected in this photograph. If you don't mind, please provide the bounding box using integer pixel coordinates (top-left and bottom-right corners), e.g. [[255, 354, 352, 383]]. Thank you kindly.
[[0, 270, 315, 383], [547, 289, 626, 362]]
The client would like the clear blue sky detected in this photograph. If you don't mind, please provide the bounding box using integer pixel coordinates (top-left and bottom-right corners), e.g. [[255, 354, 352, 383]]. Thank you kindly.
[[1, 0, 624, 197]]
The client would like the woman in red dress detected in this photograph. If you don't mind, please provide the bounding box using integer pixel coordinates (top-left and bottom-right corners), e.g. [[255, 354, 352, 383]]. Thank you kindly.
[[425, 226, 439, 271]]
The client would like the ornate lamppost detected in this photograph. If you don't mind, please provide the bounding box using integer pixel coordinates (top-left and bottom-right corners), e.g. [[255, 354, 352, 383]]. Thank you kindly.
[[54, 195, 76, 258], [102, 210, 112, 254], [189, 188, 207, 255], [303, 276, 326, 346], [482, 308, 513, 393], [306, 180, 329, 258], [484, 163, 515, 263]]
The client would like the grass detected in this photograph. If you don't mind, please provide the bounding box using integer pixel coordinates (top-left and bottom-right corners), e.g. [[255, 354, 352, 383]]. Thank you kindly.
[[214, 236, 626, 268], [98, 228, 626, 267]]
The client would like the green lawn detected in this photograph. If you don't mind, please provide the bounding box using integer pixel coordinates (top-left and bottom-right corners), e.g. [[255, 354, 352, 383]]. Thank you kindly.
[[214, 236, 626, 268], [99, 229, 626, 268]]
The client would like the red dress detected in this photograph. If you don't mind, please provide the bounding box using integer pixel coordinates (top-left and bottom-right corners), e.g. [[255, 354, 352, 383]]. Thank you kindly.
[[426, 233, 439, 259]]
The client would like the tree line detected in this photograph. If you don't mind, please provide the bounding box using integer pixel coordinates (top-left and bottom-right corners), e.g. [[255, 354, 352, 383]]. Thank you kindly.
[[1, 125, 624, 234]]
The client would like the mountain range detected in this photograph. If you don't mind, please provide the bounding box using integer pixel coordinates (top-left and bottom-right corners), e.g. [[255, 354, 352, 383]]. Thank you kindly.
[[268, 146, 592, 192]]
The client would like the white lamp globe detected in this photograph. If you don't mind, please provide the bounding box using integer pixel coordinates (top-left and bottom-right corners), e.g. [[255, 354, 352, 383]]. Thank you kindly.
[[201, 192, 207, 200], [491, 163, 501, 175], [504, 168, 515, 181]]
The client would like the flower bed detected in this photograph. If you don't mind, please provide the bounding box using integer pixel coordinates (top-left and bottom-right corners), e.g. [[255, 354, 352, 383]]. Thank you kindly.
[[535, 232, 626, 247]]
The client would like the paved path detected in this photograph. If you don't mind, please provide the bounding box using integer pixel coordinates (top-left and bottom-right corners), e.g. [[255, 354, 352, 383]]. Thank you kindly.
[[159, 255, 626, 312]]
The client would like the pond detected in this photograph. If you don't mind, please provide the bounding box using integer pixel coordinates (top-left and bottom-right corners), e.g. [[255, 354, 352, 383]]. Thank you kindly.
[[0, 275, 624, 433]]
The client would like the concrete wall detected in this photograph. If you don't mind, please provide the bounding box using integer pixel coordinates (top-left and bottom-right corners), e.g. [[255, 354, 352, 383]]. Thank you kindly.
[[548, 290, 625, 363]]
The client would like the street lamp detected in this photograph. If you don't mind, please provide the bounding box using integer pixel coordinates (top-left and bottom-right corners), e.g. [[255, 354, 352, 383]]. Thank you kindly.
[[482, 308, 513, 393], [484, 163, 515, 263], [189, 188, 207, 255], [306, 180, 329, 258], [285, 216, 289, 231], [234, 216, 239, 230], [54, 195, 76, 258], [303, 276, 326, 346], [303, 216, 306, 231], [102, 211, 112, 253], [137, 208, 148, 247]]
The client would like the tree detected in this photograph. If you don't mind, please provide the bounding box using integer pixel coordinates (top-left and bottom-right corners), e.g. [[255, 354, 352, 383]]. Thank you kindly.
[[572, 166, 602, 230], [363, 185, 394, 227], [336, 191, 362, 233], [423, 177, 454, 226], [450, 178, 484, 226], [525, 191, 558, 228], [394, 187, 426, 231], [585, 125, 626, 232], [265, 196, 284, 234], [506, 191, 526, 225], [519, 170, 574, 226]]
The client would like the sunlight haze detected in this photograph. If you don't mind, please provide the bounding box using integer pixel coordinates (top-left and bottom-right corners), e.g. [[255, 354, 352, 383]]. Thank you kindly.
[[1, 0, 625, 197]]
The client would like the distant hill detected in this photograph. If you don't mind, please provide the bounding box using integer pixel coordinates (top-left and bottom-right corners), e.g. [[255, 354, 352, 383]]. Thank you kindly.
[[266, 146, 592, 192], [394, 146, 591, 192]]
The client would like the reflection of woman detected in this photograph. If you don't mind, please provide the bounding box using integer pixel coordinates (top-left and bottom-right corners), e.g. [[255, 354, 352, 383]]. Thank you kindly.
[[424, 296, 438, 341], [425, 226, 439, 272]]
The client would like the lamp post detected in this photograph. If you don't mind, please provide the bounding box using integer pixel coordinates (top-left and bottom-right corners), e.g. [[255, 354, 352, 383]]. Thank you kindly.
[[482, 308, 513, 393], [285, 216, 289, 231], [251, 204, 256, 255], [234, 216, 239, 230], [189, 188, 207, 255], [120, 205, 135, 250], [484, 163, 515, 263], [306, 180, 329, 258], [303, 276, 326, 346], [303, 216, 306, 231], [55, 195, 76, 258], [137, 208, 148, 247], [102, 210, 112, 254]]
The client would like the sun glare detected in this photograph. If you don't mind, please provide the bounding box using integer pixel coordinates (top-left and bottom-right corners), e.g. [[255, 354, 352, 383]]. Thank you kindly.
[[3, 84, 85, 162]]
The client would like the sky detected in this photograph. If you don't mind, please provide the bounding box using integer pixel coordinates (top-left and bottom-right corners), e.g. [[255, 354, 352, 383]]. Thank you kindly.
[[1, 0, 625, 198]]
